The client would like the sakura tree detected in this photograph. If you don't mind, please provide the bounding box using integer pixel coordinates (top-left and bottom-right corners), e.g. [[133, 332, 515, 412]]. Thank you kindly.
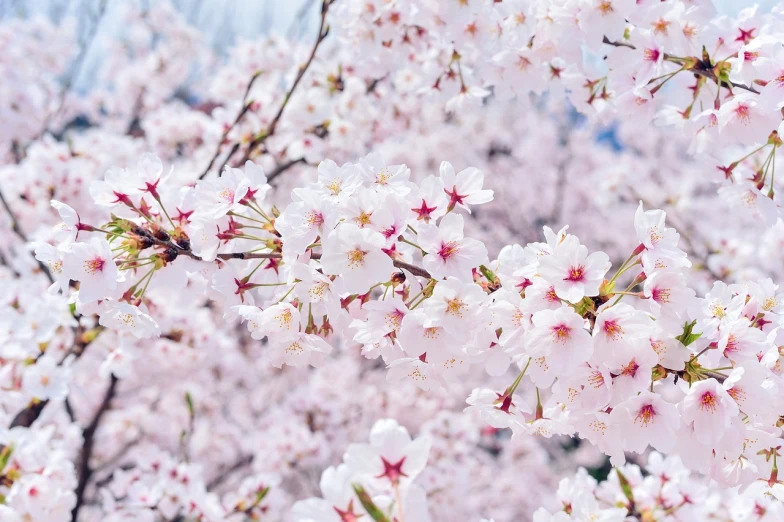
[[2, 1, 784, 521]]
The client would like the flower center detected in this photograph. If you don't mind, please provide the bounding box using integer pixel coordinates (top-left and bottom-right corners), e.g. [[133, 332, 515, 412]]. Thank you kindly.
[[218, 188, 235, 203], [551, 324, 571, 343], [309, 282, 328, 300], [635, 404, 656, 427], [735, 104, 751, 124], [709, 301, 727, 319], [643, 48, 660, 62], [652, 18, 670, 35], [84, 257, 105, 274], [445, 297, 467, 316], [286, 342, 304, 354], [385, 310, 405, 332], [354, 211, 373, 227], [652, 287, 670, 303], [305, 211, 324, 228], [564, 265, 585, 282], [603, 320, 623, 340], [347, 248, 366, 268], [275, 309, 293, 329], [423, 327, 440, 339], [588, 370, 605, 388], [325, 178, 342, 196], [438, 240, 461, 260], [621, 360, 639, 377], [700, 391, 717, 412]]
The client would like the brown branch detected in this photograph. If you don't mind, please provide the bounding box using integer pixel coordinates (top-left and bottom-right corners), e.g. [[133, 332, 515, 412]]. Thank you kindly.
[[0, 187, 55, 284], [144, 230, 433, 279], [268, 157, 307, 183], [232, 0, 333, 168], [206, 454, 254, 490], [198, 72, 263, 180], [8, 325, 104, 430], [71, 375, 118, 522], [9, 400, 48, 428], [602, 36, 760, 94]]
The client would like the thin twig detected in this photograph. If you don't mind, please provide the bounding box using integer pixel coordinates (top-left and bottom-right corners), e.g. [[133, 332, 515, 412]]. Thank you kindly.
[[602, 36, 760, 94], [206, 454, 254, 490], [233, 0, 333, 168], [140, 225, 433, 278], [71, 375, 119, 522], [198, 71, 263, 180], [268, 157, 307, 183], [0, 187, 54, 284]]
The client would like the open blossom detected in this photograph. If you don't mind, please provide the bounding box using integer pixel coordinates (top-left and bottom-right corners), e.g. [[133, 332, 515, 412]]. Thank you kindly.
[[418, 213, 488, 282], [267, 331, 333, 368], [358, 152, 411, 196], [276, 189, 337, 257], [63, 237, 122, 303], [616, 391, 680, 455], [592, 303, 652, 360], [344, 419, 431, 489], [320, 223, 393, 295], [21, 355, 70, 401], [407, 175, 448, 223], [8, 0, 784, 518], [50, 200, 81, 244], [34, 243, 70, 294], [132, 153, 170, 199], [464, 388, 530, 430], [680, 378, 739, 446], [89, 166, 140, 209], [98, 301, 160, 339], [438, 161, 493, 212], [634, 203, 690, 273], [537, 236, 610, 303], [315, 159, 363, 200], [421, 276, 487, 332], [193, 167, 251, 221], [526, 307, 592, 379], [718, 182, 779, 227]]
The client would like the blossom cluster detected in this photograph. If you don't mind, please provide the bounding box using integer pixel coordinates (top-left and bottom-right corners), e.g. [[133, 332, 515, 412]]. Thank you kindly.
[[2, 1, 784, 521], [29, 149, 784, 498], [332, 0, 784, 225], [533, 452, 784, 522]]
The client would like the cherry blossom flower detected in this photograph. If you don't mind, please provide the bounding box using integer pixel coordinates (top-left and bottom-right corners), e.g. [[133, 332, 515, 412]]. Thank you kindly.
[[537, 236, 610, 303], [438, 161, 493, 212], [321, 223, 394, 295], [418, 213, 488, 282], [63, 237, 122, 303]]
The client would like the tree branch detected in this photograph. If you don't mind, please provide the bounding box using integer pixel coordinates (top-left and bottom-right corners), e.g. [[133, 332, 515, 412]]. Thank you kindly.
[[71, 375, 118, 522], [268, 157, 307, 183], [198, 71, 263, 180], [602, 36, 760, 94], [0, 187, 54, 284], [232, 0, 333, 168]]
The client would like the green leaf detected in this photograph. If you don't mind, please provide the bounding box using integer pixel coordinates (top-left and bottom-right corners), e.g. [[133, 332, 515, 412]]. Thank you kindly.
[[185, 392, 195, 417], [352, 484, 391, 522], [0, 445, 13, 473], [479, 264, 498, 284], [615, 468, 635, 507], [676, 320, 702, 346], [254, 486, 270, 506]]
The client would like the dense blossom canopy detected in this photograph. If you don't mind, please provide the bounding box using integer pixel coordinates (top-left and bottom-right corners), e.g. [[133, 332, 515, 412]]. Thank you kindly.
[[2, 0, 784, 521]]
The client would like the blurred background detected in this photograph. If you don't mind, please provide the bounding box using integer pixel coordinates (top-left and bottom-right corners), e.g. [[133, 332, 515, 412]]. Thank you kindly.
[[0, 0, 773, 92]]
